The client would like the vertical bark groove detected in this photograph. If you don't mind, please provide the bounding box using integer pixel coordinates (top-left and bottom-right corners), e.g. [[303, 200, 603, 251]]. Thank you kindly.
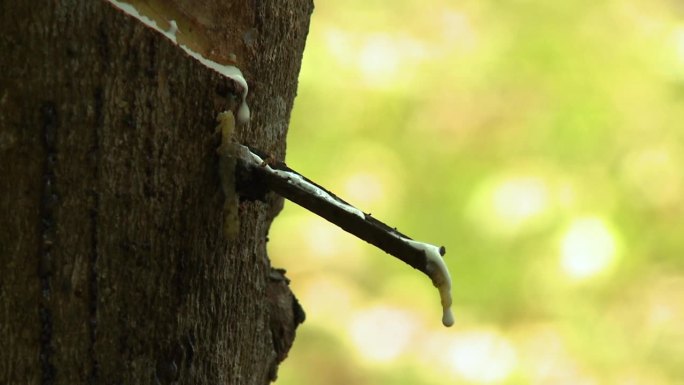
[[39, 101, 58, 385], [88, 87, 104, 385]]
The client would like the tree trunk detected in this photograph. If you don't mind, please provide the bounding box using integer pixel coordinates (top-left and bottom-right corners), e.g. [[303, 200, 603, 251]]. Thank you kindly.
[[0, 0, 312, 384]]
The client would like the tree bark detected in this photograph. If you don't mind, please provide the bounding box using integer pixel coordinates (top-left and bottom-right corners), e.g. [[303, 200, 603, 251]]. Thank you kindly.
[[0, 1, 312, 384]]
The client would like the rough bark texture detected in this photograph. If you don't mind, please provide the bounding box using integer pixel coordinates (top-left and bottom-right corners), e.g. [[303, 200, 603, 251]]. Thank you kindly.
[[0, 0, 312, 384]]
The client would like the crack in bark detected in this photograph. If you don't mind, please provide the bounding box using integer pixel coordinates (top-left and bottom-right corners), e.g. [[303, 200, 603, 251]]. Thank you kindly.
[[88, 87, 104, 385], [38, 101, 58, 385]]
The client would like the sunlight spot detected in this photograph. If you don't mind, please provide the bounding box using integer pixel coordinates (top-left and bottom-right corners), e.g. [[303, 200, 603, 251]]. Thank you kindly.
[[621, 145, 683, 208], [560, 217, 618, 279], [468, 174, 552, 236], [343, 171, 385, 208], [649, 303, 675, 327], [302, 217, 361, 262], [325, 28, 354, 66], [671, 26, 684, 66], [492, 177, 549, 226], [337, 141, 405, 216], [440, 10, 477, 52], [301, 276, 360, 325], [644, 276, 684, 334], [446, 330, 517, 383], [304, 219, 342, 258], [349, 306, 418, 362], [357, 35, 401, 87], [557, 181, 577, 210], [355, 34, 428, 88], [518, 326, 598, 385]]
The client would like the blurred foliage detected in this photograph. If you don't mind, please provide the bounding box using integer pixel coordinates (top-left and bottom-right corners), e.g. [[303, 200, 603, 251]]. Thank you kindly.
[[269, 0, 684, 383]]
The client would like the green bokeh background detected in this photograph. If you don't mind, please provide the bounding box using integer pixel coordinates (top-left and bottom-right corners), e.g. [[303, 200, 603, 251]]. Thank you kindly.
[[269, 0, 684, 383]]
